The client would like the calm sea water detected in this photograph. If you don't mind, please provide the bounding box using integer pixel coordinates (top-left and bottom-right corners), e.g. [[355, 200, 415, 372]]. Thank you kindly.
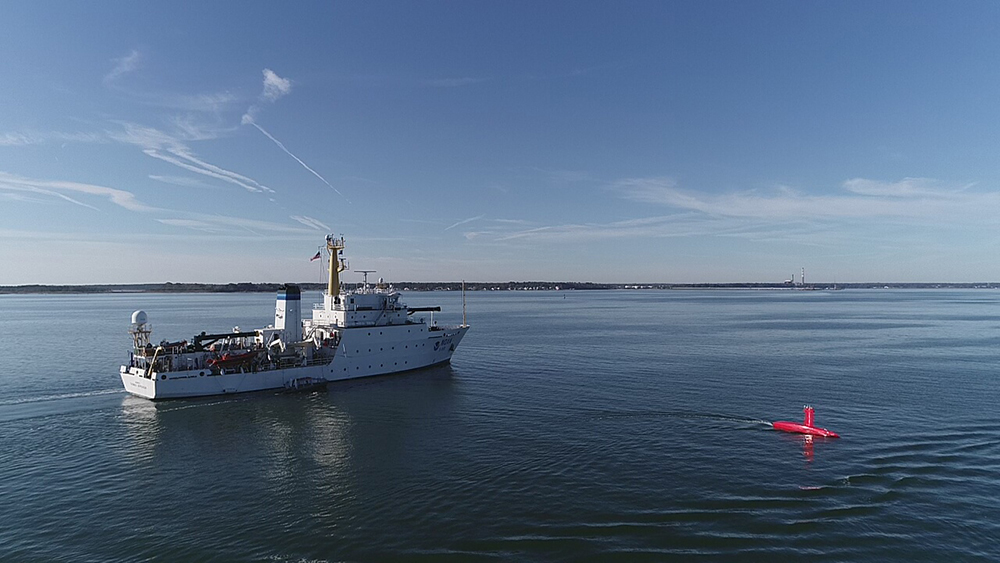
[[1, 289, 999, 562]]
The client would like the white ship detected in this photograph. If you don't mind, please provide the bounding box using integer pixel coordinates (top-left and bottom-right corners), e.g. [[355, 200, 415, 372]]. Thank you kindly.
[[120, 235, 469, 400]]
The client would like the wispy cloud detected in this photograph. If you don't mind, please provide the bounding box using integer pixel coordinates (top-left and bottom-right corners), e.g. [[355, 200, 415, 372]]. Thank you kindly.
[[0, 171, 154, 212], [110, 123, 275, 193], [445, 215, 484, 231], [114, 89, 238, 113], [0, 130, 105, 146], [0, 132, 35, 146], [290, 215, 331, 231], [104, 49, 142, 84], [243, 68, 292, 124], [102, 49, 236, 112], [841, 177, 969, 198], [480, 176, 1000, 245], [492, 213, 802, 244], [611, 176, 995, 221], [148, 175, 218, 189], [167, 114, 236, 141], [158, 214, 317, 235]]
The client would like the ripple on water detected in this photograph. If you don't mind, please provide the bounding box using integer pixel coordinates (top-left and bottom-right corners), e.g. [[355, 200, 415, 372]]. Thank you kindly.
[[3, 291, 1000, 561]]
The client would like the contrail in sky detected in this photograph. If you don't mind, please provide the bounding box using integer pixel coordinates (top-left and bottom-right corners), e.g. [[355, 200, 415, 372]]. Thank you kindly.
[[445, 215, 484, 231], [247, 120, 350, 203]]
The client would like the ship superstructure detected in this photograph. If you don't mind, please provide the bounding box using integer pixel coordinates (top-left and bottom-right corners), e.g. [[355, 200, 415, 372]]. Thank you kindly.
[[120, 235, 469, 399]]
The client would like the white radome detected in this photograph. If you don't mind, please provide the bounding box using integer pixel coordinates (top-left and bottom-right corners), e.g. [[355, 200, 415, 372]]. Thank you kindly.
[[131, 310, 148, 325]]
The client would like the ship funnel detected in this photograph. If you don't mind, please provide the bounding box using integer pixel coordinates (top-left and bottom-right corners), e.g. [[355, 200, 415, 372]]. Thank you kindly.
[[275, 284, 302, 342]]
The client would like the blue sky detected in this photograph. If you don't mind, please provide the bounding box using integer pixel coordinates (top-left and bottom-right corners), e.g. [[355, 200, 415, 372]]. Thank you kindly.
[[2, 1, 1000, 284]]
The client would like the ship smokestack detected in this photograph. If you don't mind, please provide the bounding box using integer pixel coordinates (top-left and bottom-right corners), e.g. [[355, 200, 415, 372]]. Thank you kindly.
[[275, 284, 302, 342]]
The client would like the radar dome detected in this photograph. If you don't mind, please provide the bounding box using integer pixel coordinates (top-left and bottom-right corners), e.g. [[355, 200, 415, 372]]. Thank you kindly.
[[131, 310, 148, 325]]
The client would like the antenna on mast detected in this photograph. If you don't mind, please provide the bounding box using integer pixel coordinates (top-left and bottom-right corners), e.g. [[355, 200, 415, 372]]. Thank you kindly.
[[356, 270, 376, 292]]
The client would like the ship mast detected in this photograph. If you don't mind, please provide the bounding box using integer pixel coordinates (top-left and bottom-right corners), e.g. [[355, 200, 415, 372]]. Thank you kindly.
[[325, 235, 347, 303]]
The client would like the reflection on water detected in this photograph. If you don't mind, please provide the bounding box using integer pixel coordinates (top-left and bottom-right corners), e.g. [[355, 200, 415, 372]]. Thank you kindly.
[[118, 365, 460, 514]]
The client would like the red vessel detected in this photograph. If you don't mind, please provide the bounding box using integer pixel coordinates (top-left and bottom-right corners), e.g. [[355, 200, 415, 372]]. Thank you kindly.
[[773, 406, 839, 438]]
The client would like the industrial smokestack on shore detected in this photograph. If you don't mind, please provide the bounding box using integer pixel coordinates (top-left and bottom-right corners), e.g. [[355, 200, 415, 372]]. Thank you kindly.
[[275, 284, 302, 342]]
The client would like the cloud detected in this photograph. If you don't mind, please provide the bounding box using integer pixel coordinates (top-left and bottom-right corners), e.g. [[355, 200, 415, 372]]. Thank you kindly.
[[262, 69, 292, 101], [168, 115, 235, 141], [465, 176, 1000, 246], [0, 130, 105, 146], [491, 213, 807, 244], [445, 215, 484, 231], [110, 123, 275, 193], [158, 214, 317, 235], [148, 175, 218, 189], [610, 176, 991, 220], [116, 89, 238, 113], [243, 68, 292, 124], [156, 219, 225, 233], [101, 49, 236, 112], [104, 49, 142, 84], [0, 132, 35, 146], [0, 171, 154, 212], [290, 215, 331, 231], [841, 177, 966, 198]]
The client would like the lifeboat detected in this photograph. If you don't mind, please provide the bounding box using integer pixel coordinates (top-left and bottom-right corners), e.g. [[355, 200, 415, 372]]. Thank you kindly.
[[207, 350, 259, 369]]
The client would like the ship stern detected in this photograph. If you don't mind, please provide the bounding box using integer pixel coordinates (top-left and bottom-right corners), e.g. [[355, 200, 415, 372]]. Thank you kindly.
[[120, 366, 157, 399]]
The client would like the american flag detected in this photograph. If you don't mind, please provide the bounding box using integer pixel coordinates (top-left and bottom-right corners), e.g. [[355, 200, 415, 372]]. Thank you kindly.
[[310, 251, 321, 262]]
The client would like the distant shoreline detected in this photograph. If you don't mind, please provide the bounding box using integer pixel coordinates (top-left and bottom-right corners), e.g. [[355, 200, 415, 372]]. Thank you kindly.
[[1, 282, 998, 295]]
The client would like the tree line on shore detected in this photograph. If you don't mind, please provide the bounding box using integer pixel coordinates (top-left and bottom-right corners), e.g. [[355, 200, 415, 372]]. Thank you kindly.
[[2, 281, 998, 294]]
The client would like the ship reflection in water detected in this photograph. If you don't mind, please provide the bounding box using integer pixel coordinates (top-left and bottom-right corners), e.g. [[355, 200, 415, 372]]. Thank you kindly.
[[119, 364, 460, 501]]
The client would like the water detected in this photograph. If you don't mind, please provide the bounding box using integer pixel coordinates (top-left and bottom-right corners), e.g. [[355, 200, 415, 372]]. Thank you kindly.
[[1, 290, 999, 561]]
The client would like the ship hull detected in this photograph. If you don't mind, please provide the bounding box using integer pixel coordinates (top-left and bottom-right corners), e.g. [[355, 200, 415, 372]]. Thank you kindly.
[[121, 325, 467, 400]]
